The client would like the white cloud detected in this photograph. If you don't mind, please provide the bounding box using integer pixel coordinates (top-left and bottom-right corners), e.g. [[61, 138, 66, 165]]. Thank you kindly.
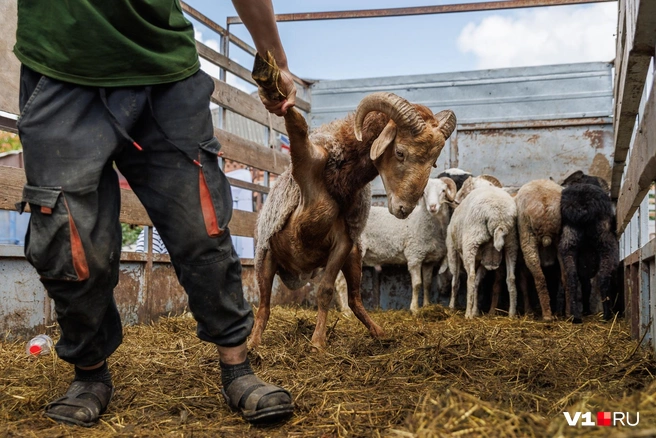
[[457, 3, 617, 69]]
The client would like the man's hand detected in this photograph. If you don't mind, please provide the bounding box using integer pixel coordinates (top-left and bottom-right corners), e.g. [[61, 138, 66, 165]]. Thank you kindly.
[[258, 67, 296, 116]]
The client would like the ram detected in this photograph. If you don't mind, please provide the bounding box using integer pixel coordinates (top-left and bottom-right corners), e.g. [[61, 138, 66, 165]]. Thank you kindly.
[[250, 53, 456, 348]]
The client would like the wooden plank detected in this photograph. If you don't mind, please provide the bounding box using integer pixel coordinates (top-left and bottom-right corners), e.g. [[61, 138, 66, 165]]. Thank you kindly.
[[0, 0, 20, 116], [197, 41, 257, 86], [617, 68, 656, 234], [0, 245, 257, 267], [227, 177, 270, 194], [625, 248, 641, 266], [642, 238, 656, 261], [0, 165, 258, 237], [197, 42, 311, 113], [610, 0, 656, 199], [210, 77, 287, 134], [0, 114, 17, 133], [215, 127, 290, 175]]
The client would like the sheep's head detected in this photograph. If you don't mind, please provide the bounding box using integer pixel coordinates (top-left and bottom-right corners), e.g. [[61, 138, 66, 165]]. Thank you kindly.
[[560, 170, 610, 193], [354, 92, 456, 219], [423, 177, 457, 215], [454, 174, 503, 204]]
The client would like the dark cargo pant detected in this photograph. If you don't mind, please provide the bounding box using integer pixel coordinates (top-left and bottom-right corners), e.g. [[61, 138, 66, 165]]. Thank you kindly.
[[17, 66, 254, 367]]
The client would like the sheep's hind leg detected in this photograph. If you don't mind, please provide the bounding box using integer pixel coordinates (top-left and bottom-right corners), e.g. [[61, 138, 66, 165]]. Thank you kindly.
[[522, 233, 552, 320], [409, 263, 423, 315], [472, 265, 486, 317], [595, 226, 619, 321], [422, 263, 434, 310], [559, 226, 582, 323], [464, 259, 479, 319], [342, 243, 385, 339], [489, 267, 503, 316], [249, 249, 278, 349], [449, 258, 461, 309], [311, 239, 355, 350]]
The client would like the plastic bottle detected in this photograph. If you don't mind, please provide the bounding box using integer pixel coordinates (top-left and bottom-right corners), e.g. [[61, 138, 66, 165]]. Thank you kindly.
[[26, 334, 53, 357]]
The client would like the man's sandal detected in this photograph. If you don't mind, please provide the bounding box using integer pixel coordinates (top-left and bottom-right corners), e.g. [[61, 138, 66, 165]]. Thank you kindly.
[[221, 374, 294, 424], [44, 381, 114, 427]]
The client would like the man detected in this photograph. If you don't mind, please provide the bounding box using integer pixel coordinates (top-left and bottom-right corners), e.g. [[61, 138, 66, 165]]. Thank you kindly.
[[14, 0, 296, 427]]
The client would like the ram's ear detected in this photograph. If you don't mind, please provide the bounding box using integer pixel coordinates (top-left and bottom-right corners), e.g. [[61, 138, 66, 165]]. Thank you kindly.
[[454, 176, 474, 204], [560, 170, 584, 186], [370, 120, 397, 161]]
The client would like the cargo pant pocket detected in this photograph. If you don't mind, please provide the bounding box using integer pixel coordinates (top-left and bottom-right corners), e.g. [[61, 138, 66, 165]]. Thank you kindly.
[[18, 185, 90, 281], [198, 137, 233, 238]]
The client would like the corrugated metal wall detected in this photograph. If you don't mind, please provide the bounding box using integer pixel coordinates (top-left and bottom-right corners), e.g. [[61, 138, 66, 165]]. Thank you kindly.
[[311, 62, 612, 126]]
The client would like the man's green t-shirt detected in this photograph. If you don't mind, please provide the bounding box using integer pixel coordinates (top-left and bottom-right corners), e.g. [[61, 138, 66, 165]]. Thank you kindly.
[[14, 0, 200, 87]]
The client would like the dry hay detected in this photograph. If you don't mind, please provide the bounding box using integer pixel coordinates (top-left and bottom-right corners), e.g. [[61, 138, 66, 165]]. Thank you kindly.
[[1, 305, 656, 437]]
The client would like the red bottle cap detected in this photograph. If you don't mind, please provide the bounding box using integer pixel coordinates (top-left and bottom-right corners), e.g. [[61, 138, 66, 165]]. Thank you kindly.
[[29, 345, 42, 355]]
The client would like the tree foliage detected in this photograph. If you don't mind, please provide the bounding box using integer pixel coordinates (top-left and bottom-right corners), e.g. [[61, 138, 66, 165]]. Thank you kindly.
[[0, 131, 21, 153]]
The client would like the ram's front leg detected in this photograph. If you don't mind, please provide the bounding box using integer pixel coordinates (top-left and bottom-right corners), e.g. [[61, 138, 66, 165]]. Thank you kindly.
[[252, 52, 326, 196]]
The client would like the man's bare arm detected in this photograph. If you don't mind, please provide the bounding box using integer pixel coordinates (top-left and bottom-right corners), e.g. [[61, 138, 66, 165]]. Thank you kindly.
[[231, 0, 296, 116]]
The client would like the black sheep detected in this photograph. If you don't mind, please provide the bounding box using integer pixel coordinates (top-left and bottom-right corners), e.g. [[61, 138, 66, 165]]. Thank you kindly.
[[558, 171, 618, 323]]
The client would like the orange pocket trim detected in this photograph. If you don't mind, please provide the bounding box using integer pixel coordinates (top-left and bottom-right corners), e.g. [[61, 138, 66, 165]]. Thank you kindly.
[[199, 169, 222, 237], [63, 198, 90, 281]]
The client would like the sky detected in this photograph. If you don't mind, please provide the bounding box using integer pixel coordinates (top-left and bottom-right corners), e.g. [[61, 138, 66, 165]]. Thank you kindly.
[[186, 0, 618, 83]]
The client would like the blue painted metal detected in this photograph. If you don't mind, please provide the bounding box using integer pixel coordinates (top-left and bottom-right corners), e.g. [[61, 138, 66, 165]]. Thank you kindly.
[[0, 211, 29, 245]]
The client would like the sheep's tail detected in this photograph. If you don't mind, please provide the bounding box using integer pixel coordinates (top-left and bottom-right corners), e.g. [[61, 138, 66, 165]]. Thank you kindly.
[[493, 226, 506, 252], [438, 257, 449, 275], [541, 236, 552, 247]]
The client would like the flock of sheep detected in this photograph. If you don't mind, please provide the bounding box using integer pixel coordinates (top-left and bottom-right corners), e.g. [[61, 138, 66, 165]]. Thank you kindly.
[[248, 53, 618, 349], [360, 168, 618, 325]]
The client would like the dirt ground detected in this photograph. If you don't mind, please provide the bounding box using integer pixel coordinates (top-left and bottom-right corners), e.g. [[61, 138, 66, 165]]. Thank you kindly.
[[2, 305, 656, 437]]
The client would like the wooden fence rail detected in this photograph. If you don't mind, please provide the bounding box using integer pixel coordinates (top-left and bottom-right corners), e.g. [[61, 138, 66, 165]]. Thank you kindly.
[[611, 0, 656, 199]]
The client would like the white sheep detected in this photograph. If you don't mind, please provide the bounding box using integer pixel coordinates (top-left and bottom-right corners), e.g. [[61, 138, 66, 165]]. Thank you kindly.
[[361, 177, 457, 314], [447, 185, 518, 318]]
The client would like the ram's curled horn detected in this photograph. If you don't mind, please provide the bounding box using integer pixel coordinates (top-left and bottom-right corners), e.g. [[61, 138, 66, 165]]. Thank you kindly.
[[354, 92, 426, 142], [434, 109, 457, 139], [440, 177, 457, 202]]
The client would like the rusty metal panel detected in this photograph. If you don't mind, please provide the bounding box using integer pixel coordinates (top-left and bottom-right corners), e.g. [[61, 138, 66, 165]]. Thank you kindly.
[[0, 251, 51, 338], [456, 123, 614, 188], [640, 260, 651, 345], [114, 263, 147, 326], [0, 248, 261, 339]]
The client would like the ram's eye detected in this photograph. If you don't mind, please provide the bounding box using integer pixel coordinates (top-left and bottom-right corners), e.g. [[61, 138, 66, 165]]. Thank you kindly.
[[395, 149, 405, 160]]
